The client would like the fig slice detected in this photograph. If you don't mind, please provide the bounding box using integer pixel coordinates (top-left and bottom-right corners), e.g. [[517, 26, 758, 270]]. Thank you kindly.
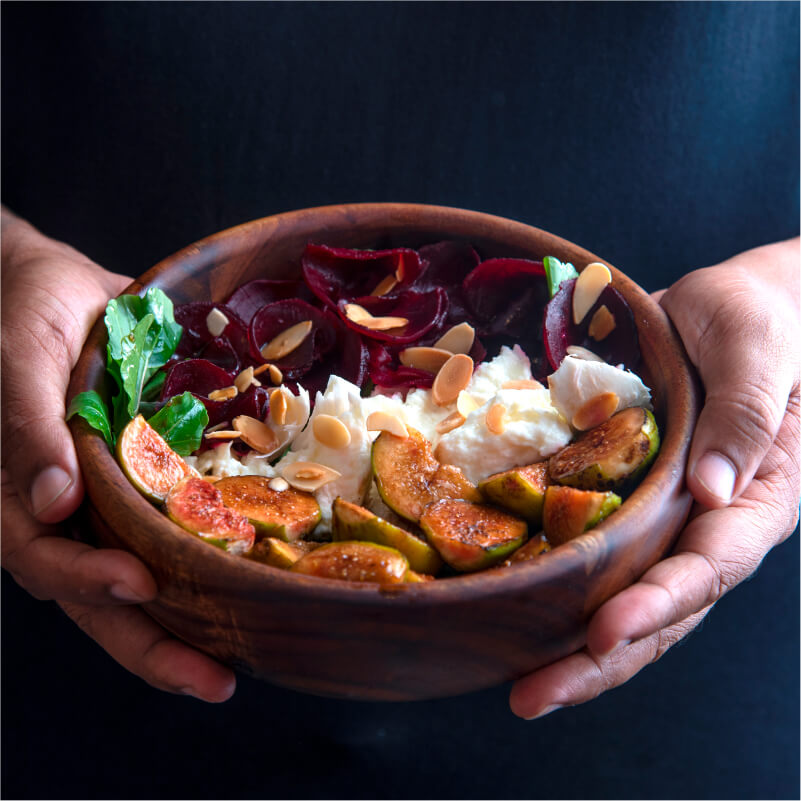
[[371, 427, 482, 523], [502, 533, 551, 566], [248, 537, 320, 569], [478, 461, 550, 526], [542, 485, 622, 546], [117, 415, 196, 502], [331, 497, 443, 575], [419, 499, 528, 572], [548, 407, 660, 492], [165, 476, 256, 555], [213, 475, 321, 542], [290, 541, 410, 584]]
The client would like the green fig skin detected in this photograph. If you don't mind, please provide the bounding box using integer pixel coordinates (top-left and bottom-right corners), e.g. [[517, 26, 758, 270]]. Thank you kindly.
[[479, 461, 550, 526], [542, 485, 622, 546]]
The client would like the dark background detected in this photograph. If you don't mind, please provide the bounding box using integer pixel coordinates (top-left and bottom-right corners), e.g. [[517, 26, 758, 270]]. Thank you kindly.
[[2, 2, 799, 799]]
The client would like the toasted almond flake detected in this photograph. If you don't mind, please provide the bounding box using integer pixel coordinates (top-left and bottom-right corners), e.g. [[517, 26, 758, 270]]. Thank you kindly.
[[501, 379, 545, 390], [370, 274, 399, 297], [205, 429, 242, 440], [281, 461, 341, 493], [456, 391, 480, 417], [433, 322, 476, 355], [486, 403, 507, 435], [344, 303, 372, 323], [233, 415, 280, 454], [268, 364, 283, 385], [588, 304, 617, 341], [398, 346, 452, 374], [268, 477, 290, 492], [205, 421, 230, 433], [435, 411, 466, 435], [312, 414, 352, 449], [270, 388, 288, 426], [357, 315, 409, 331], [205, 308, 229, 338], [253, 363, 270, 376], [395, 252, 406, 282], [202, 475, 222, 483], [566, 345, 606, 362], [432, 353, 474, 407], [366, 411, 409, 438], [234, 366, 255, 394], [208, 386, 238, 402], [573, 262, 612, 325], [260, 320, 313, 361], [571, 392, 620, 431]]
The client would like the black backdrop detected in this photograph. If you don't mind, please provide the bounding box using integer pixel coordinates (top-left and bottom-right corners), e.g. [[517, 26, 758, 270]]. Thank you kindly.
[[2, 3, 799, 799]]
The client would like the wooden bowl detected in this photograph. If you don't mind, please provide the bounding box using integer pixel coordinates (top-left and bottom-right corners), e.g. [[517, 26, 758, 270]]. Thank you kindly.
[[69, 203, 700, 701]]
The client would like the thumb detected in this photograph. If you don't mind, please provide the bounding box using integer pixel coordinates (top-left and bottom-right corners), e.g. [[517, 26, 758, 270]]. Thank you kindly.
[[661, 257, 798, 507]]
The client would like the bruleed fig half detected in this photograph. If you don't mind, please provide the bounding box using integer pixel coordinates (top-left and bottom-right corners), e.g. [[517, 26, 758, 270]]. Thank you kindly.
[[331, 497, 443, 575], [478, 461, 550, 526], [248, 537, 319, 569], [419, 499, 528, 572], [117, 414, 196, 502], [542, 485, 622, 546], [165, 476, 256, 555], [290, 541, 410, 584], [371, 427, 481, 522], [499, 533, 551, 567], [548, 407, 660, 492], [214, 475, 321, 541]]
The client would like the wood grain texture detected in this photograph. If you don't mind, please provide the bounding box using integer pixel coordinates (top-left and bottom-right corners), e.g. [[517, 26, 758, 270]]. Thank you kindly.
[[68, 203, 700, 701]]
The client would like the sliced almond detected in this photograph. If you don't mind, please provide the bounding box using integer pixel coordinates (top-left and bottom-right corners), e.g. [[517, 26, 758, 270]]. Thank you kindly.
[[344, 303, 373, 323], [435, 411, 466, 435], [432, 354, 474, 407], [205, 308, 229, 338], [573, 262, 612, 325], [588, 304, 617, 341], [566, 345, 606, 362], [456, 391, 480, 418], [312, 414, 352, 449], [433, 322, 475, 355], [501, 379, 544, 390], [395, 252, 407, 282], [398, 346, 452, 374], [571, 392, 620, 431], [202, 475, 222, 483], [268, 364, 283, 385], [260, 320, 313, 361], [233, 415, 280, 454], [370, 274, 399, 297], [366, 410, 408, 438], [268, 477, 289, 492], [357, 315, 409, 331], [205, 420, 230, 434], [253, 363, 270, 376], [270, 388, 288, 426], [208, 386, 238, 402], [281, 461, 341, 493], [205, 429, 242, 440], [485, 403, 507, 435], [234, 366, 255, 394]]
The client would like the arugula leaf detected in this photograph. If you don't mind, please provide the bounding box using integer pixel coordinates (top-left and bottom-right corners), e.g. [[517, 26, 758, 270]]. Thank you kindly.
[[120, 313, 155, 416], [146, 391, 209, 455], [141, 370, 167, 402], [543, 256, 579, 298], [66, 391, 113, 447]]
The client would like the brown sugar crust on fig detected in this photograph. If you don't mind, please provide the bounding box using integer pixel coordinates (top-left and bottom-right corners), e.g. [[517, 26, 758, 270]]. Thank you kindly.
[[291, 541, 408, 583], [421, 500, 526, 549], [542, 485, 605, 545]]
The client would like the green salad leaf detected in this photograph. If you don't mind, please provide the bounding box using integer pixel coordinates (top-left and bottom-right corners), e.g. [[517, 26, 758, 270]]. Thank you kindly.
[[543, 256, 579, 298], [146, 392, 209, 456], [66, 390, 114, 447]]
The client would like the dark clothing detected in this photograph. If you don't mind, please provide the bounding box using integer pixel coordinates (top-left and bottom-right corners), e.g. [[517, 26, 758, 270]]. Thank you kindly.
[[2, 3, 798, 799]]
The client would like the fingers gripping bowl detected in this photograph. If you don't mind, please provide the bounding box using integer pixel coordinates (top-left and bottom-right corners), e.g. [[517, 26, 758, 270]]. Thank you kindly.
[[69, 204, 699, 701]]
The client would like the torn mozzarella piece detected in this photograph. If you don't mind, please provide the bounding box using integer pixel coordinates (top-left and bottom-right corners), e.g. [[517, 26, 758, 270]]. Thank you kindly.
[[547, 355, 652, 425], [184, 442, 277, 479], [434, 388, 571, 485], [466, 345, 533, 404]]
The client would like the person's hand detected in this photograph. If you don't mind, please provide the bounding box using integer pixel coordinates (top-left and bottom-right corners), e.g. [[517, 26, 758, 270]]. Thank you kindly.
[[510, 237, 800, 719], [1, 208, 236, 701]]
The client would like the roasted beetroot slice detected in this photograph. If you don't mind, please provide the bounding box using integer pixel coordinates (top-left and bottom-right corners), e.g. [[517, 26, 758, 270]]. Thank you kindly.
[[173, 302, 249, 361], [543, 280, 640, 370], [302, 243, 426, 309], [225, 279, 314, 325], [368, 343, 435, 390], [462, 258, 549, 339], [417, 241, 480, 288], [161, 358, 234, 400], [250, 299, 337, 379], [337, 286, 448, 344]]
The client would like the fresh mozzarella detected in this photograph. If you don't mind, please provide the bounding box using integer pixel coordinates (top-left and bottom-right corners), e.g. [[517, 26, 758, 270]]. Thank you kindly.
[[466, 344, 533, 404], [185, 442, 277, 479]]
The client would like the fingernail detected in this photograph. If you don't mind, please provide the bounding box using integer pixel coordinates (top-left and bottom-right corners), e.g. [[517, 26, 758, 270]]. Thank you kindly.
[[526, 704, 563, 720], [180, 677, 236, 703], [30, 465, 74, 517], [109, 582, 149, 603], [694, 451, 736, 503]]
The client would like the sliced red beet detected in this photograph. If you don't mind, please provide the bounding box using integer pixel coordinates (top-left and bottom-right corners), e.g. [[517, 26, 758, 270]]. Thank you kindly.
[[161, 358, 235, 400], [302, 243, 427, 309], [367, 343, 435, 390], [173, 302, 250, 371], [225, 279, 315, 326], [543, 279, 640, 370], [336, 287, 448, 345], [417, 241, 480, 288], [249, 299, 337, 379], [462, 258, 549, 339]]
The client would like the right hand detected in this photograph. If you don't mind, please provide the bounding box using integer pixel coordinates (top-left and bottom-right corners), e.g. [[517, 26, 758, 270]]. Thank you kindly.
[[1, 208, 236, 701]]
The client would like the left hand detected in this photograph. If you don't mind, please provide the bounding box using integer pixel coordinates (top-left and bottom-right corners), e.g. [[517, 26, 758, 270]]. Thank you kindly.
[[509, 238, 800, 719]]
